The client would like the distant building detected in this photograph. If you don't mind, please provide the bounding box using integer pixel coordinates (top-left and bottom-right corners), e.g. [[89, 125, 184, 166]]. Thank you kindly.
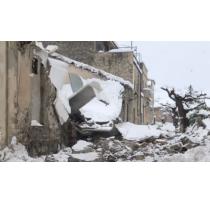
[[141, 62, 156, 124], [154, 107, 173, 123]]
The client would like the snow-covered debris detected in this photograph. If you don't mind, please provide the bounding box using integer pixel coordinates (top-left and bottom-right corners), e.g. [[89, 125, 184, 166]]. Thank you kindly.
[[50, 53, 134, 89], [78, 121, 113, 133], [161, 140, 210, 162], [46, 45, 58, 54], [203, 118, 210, 130], [72, 140, 93, 152], [35, 41, 45, 50], [80, 79, 124, 122], [157, 122, 175, 132], [48, 56, 124, 127], [70, 152, 99, 161], [116, 122, 162, 141], [198, 109, 210, 116], [0, 137, 44, 162], [47, 147, 73, 162], [31, 120, 43, 126]]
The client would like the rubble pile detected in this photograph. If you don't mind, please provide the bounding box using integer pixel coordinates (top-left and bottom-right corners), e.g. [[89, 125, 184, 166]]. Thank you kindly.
[[1, 119, 210, 162]]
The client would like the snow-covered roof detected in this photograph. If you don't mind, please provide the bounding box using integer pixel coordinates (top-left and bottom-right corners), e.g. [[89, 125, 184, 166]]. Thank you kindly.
[[108, 48, 133, 53], [50, 52, 134, 89]]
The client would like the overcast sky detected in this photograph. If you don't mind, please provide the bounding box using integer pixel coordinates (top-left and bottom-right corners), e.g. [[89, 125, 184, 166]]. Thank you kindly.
[[118, 41, 210, 106]]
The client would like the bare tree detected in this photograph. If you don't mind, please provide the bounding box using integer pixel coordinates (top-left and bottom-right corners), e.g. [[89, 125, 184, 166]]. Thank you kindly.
[[161, 86, 209, 132]]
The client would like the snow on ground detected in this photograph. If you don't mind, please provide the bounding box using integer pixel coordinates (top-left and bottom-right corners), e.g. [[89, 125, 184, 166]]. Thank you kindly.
[[203, 118, 210, 129], [1, 120, 210, 162], [0, 138, 44, 162], [115, 122, 178, 142], [50, 148, 73, 162], [157, 122, 175, 132], [116, 122, 163, 141], [70, 152, 99, 161], [0, 137, 97, 162], [161, 140, 210, 162]]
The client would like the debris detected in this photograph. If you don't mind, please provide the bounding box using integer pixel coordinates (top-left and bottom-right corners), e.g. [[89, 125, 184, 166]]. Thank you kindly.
[[31, 120, 43, 126], [69, 152, 99, 162], [72, 140, 94, 153], [116, 122, 162, 141]]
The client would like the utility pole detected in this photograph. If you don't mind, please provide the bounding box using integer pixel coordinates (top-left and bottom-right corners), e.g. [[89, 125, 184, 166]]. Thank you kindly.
[[131, 41, 133, 50]]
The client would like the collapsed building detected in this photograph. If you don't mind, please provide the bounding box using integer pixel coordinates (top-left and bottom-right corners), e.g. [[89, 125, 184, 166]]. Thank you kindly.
[[0, 41, 155, 156], [43, 42, 156, 124]]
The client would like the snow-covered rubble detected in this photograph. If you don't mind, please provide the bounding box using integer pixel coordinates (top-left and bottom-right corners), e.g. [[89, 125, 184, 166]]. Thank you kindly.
[[203, 118, 210, 129], [31, 120, 43, 126], [160, 141, 210, 162], [116, 122, 175, 142], [0, 137, 44, 162], [48, 56, 124, 131], [116, 122, 162, 141], [72, 140, 94, 152], [68, 152, 99, 162], [0, 137, 99, 162], [80, 79, 124, 122], [1, 118, 210, 162]]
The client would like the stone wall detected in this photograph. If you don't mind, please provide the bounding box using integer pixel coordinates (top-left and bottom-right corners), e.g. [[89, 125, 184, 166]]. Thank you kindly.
[[0, 42, 33, 147], [42, 41, 117, 65], [154, 107, 173, 123], [0, 42, 7, 147], [43, 41, 96, 65], [140, 63, 156, 124], [0, 42, 63, 152], [93, 51, 134, 82]]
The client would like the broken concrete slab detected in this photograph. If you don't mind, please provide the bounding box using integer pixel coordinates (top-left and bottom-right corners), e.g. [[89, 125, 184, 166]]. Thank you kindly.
[[69, 84, 97, 114]]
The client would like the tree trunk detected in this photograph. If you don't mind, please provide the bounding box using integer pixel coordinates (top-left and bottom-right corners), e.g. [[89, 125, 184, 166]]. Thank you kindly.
[[176, 100, 189, 132]]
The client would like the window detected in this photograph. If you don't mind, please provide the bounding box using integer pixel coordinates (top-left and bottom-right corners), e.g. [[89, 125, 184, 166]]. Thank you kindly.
[[32, 57, 39, 74]]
